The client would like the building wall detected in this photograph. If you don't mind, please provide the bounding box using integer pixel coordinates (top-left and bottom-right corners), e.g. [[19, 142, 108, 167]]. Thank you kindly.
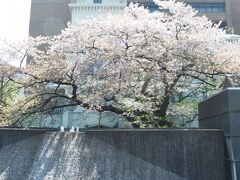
[[29, 0, 240, 36], [226, 0, 240, 34], [29, 0, 71, 37]]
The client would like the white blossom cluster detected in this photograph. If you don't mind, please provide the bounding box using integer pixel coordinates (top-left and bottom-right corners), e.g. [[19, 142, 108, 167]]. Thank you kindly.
[[0, 0, 240, 125]]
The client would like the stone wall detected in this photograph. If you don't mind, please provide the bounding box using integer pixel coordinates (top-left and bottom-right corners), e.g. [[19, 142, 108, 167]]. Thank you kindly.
[[0, 129, 225, 180]]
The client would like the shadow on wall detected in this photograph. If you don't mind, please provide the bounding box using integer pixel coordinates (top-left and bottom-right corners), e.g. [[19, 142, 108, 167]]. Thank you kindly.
[[0, 130, 45, 180], [87, 130, 225, 180]]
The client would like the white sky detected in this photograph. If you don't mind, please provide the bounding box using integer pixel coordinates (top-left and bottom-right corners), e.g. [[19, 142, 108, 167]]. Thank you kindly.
[[0, 0, 31, 42]]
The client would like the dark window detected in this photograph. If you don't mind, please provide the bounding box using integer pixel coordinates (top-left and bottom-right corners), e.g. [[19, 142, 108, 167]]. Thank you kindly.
[[218, 21, 227, 29], [144, 2, 159, 12], [94, 0, 102, 3], [189, 3, 225, 13], [212, 21, 227, 29], [127, 2, 162, 12]]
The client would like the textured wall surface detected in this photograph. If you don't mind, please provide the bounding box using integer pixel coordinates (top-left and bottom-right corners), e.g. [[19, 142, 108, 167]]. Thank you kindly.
[[0, 129, 45, 180], [0, 129, 225, 180]]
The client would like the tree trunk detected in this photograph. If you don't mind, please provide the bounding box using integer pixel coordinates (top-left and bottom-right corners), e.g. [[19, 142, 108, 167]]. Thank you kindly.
[[154, 74, 182, 119], [154, 94, 171, 118]]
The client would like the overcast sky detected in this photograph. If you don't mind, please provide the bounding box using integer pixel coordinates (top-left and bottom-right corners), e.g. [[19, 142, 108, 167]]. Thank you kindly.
[[0, 0, 31, 42]]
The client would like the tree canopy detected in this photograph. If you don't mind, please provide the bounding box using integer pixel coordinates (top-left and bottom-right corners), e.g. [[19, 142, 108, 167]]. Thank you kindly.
[[0, 0, 240, 127]]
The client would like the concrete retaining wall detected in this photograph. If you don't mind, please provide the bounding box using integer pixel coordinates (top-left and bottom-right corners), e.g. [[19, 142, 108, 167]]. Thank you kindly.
[[199, 88, 240, 179], [0, 129, 225, 180]]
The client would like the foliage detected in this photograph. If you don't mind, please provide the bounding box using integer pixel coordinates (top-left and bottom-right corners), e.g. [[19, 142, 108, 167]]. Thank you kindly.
[[0, 78, 22, 125]]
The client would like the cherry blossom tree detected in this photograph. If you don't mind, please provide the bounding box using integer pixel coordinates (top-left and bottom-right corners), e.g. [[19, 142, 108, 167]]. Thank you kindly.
[[0, 0, 240, 127]]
